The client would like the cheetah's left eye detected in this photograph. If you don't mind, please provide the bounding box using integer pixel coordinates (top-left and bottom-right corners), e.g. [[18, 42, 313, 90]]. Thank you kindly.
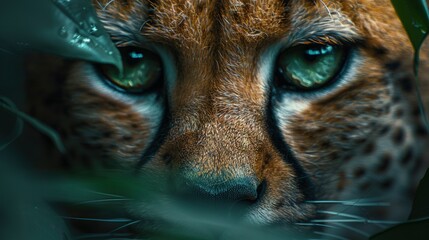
[[275, 44, 348, 91], [99, 47, 163, 93]]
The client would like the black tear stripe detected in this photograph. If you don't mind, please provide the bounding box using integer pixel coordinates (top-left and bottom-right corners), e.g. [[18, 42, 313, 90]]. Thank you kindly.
[[135, 103, 171, 170], [265, 90, 316, 202]]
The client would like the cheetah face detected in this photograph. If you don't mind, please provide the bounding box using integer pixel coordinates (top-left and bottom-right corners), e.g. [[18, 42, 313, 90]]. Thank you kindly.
[[26, 0, 429, 238]]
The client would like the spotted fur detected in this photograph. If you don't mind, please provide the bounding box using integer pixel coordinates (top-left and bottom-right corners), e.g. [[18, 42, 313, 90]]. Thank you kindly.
[[26, 0, 429, 239]]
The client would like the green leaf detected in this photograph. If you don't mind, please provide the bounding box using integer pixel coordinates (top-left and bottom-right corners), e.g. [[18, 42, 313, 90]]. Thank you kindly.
[[391, 0, 429, 56], [409, 169, 429, 220], [43, 171, 316, 240], [375, 3, 429, 238], [369, 166, 429, 239], [0, 97, 65, 153], [0, 161, 72, 240], [0, 0, 122, 73], [369, 218, 429, 240], [391, 0, 429, 130], [0, 98, 23, 151]]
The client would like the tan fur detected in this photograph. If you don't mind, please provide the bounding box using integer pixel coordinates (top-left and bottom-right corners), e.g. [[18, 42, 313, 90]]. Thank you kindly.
[[26, 0, 429, 238]]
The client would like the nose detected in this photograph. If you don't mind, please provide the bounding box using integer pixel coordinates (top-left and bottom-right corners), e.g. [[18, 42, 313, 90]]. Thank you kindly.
[[174, 172, 261, 202]]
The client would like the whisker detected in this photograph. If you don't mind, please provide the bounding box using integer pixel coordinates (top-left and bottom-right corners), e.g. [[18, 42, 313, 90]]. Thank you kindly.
[[306, 197, 390, 225], [95, 0, 103, 9], [306, 200, 390, 207], [318, 0, 333, 20], [76, 198, 131, 205], [83, 189, 126, 199], [311, 219, 400, 224], [295, 222, 341, 230], [103, 239, 135, 240], [62, 216, 133, 223], [317, 210, 367, 220], [102, 0, 116, 11], [139, 20, 150, 31], [330, 223, 370, 238], [314, 231, 349, 240], [298, 221, 370, 238], [109, 220, 142, 234], [318, 210, 393, 230]]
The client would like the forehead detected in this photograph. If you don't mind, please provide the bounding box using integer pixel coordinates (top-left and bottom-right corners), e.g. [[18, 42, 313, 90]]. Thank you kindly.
[[93, 0, 380, 48]]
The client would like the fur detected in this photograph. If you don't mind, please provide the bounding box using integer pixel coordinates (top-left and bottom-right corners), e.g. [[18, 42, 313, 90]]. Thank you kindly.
[[26, 0, 429, 238]]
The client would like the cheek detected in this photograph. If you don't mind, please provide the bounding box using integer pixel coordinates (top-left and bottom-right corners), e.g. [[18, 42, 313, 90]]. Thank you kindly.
[[63, 67, 161, 166], [276, 76, 390, 191]]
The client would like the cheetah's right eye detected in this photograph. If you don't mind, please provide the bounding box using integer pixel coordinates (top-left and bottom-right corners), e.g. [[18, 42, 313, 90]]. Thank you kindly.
[[275, 44, 348, 91], [99, 47, 163, 93]]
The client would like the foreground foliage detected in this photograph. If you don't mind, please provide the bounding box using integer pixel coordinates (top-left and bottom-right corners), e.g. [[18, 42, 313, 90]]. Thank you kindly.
[[1, 0, 429, 239]]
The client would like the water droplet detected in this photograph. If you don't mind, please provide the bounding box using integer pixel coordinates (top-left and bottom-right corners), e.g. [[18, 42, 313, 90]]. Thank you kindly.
[[55, 0, 70, 5], [108, 51, 113, 55], [70, 33, 87, 48], [58, 26, 68, 38], [89, 23, 98, 33], [87, 22, 103, 37], [412, 20, 425, 32]]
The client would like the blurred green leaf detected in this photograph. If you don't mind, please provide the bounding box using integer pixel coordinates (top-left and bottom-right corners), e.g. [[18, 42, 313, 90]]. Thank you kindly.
[[373, 2, 429, 238], [391, 0, 429, 58], [369, 218, 429, 240], [391, 0, 429, 129], [409, 169, 429, 220], [0, 0, 122, 73], [0, 97, 65, 153], [0, 97, 23, 151], [41, 171, 316, 240], [369, 164, 429, 239], [0, 161, 72, 240]]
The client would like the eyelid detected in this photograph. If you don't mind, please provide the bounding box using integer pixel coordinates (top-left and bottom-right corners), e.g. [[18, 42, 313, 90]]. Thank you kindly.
[[277, 29, 363, 52], [285, 37, 359, 53]]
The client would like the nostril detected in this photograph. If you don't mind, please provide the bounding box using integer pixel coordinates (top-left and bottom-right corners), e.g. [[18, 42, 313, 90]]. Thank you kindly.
[[215, 184, 257, 202], [175, 175, 261, 203], [232, 180, 266, 206]]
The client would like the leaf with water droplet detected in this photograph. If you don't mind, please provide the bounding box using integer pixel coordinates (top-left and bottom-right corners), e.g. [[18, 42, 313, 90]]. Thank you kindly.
[[58, 26, 68, 38], [391, 0, 429, 73], [391, 0, 429, 131], [0, 0, 122, 74]]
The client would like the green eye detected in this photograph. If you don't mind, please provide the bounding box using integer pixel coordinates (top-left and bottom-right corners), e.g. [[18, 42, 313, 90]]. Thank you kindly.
[[100, 47, 163, 93], [276, 44, 347, 91]]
